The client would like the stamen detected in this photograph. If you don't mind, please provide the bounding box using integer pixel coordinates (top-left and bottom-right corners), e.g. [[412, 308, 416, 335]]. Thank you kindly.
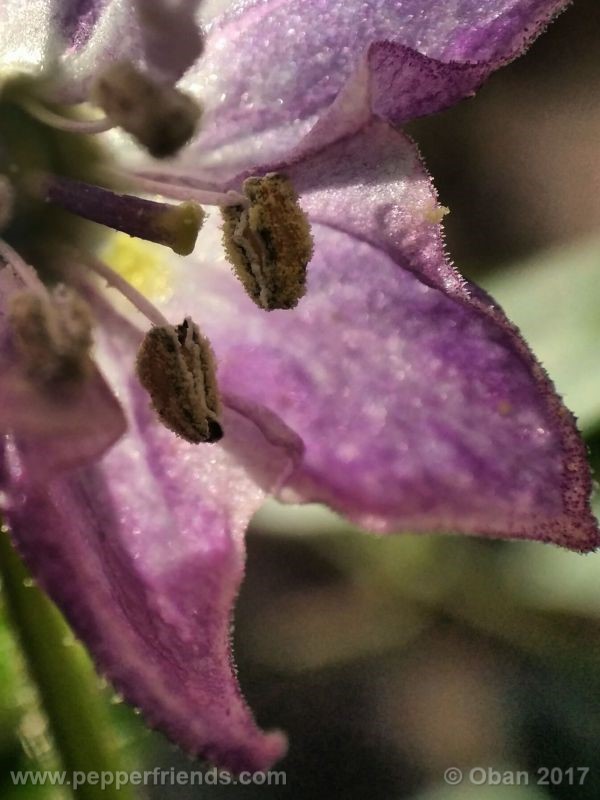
[[8, 286, 93, 386], [111, 169, 247, 207], [20, 97, 115, 135], [91, 61, 201, 158], [136, 317, 223, 444], [75, 250, 169, 328], [36, 174, 204, 256], [75, 250, 222, 444], [221, 173, 313, 310]]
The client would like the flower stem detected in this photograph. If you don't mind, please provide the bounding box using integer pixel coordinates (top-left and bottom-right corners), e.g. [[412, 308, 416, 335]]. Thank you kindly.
[[0, 530, 135, 800]]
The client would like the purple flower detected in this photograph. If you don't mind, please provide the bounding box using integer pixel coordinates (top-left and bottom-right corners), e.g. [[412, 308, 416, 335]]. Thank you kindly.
[[0, 0, 596, 773]]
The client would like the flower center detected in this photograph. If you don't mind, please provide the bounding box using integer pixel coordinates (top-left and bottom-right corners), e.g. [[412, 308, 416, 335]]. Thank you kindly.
[[0, 73, 209, 267], [0, 67, 314, 447]]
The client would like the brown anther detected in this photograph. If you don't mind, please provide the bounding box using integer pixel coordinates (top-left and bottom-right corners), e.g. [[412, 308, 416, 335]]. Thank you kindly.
[[221, 173, 313, 311], [91, 61, 201, 158], [8, 286, 93, 386], [136, 317, 223, 444]]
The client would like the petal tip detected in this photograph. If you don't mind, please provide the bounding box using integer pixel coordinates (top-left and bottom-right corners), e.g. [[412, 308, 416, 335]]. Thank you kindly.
[[202, 728, 288, 774]]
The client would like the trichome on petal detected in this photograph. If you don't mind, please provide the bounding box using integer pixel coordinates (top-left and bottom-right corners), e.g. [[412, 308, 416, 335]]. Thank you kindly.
[[136, 317, 223, 444], [222, 173, 313, 311]]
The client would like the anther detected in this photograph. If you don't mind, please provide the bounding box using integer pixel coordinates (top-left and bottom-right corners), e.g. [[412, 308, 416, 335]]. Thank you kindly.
[[91, 61, 202, 158], [221, 173, 313, 310], [8, 286, 93, 386], [136, 317, 223, 444], [38, 174, 205, 256]]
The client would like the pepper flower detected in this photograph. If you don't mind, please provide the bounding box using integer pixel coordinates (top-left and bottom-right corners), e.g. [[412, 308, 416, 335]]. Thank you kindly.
[[0, 0, 596, 773]]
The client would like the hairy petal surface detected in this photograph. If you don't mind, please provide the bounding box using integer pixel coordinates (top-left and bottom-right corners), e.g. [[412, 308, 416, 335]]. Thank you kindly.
[[180, 0, 569, 175], [165, 121, 597, 551], [1, 295, 302, 772], [0, 261, 126, 476], [217, 224, 596, 550]]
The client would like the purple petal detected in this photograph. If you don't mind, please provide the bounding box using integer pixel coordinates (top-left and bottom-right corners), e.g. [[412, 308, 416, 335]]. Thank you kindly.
[[0, 371, 126, 480], [179, 0, 569, 176], [2, 295, 301, 771], [165, 121, 598, 551]]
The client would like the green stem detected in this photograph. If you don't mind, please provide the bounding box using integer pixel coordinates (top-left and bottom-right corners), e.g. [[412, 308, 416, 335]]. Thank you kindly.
[[0, 530, 135, 800]]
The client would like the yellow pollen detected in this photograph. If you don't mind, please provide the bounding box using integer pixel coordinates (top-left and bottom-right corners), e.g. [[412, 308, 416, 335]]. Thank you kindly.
[[424, 205, 450, 224], [101, 233, 173, 302]]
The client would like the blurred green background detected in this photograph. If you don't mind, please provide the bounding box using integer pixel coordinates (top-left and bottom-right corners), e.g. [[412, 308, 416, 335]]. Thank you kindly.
[[2, 0, 600, 797]]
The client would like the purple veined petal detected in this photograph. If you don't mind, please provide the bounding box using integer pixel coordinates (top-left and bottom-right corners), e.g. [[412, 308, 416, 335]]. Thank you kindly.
[[162, 121, 598, 552], [1, 291, 302, 772], [207, 230, 599, 550], [174, 0, 569, 178], [284, 119, 464, 296]]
